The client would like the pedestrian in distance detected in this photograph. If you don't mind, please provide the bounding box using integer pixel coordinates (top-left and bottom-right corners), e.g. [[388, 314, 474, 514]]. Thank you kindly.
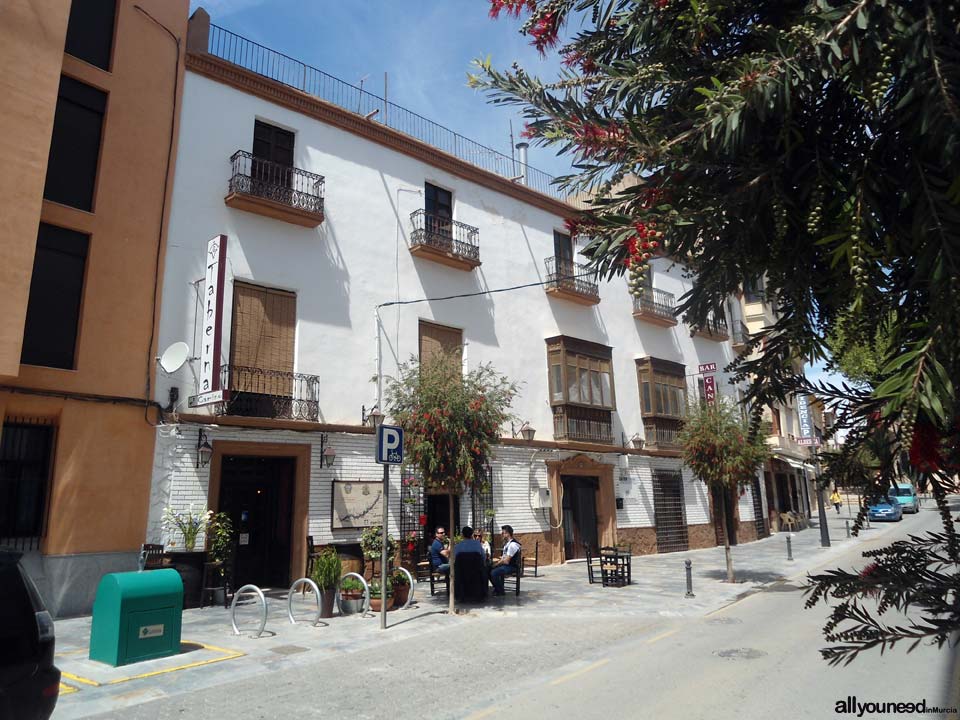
[[830, 488, 842, 515]]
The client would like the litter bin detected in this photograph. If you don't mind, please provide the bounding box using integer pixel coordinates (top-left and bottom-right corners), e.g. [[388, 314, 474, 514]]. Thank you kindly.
[[89, 568, 183, 667]]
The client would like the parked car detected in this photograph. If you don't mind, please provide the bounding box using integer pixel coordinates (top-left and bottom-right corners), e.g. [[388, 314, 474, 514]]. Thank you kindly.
[[868, 497, 903, 522], [888, 482, 920, 514], [0, 550, 59, 720]]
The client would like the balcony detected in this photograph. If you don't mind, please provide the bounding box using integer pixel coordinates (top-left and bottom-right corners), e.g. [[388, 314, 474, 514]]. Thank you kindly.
[[692, 315, 729, 341], [643, 417, 684, 451], [765, 434, 810, 458], [224, 150, 325, 227], [408, 210, 481, 271], [553, 405, 613, 444], [632, 288, 678, 327], [544, 257, 600, 306], [731, 321, 751, 351], [218, 364, 320, 421]]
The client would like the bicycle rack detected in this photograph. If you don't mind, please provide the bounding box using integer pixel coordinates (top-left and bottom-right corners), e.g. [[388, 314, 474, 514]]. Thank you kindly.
[[287, 577, 328, 627], [394, 566, 416, 610], [336, 572, 372, 617], [230, 584, 267, 638]]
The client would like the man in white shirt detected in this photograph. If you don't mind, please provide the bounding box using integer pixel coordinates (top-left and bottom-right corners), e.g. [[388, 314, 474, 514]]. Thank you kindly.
[[490, 525, 521, 596]]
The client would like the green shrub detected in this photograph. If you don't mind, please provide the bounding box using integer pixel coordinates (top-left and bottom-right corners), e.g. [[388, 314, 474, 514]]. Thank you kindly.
[[312, 547, 341, 590]]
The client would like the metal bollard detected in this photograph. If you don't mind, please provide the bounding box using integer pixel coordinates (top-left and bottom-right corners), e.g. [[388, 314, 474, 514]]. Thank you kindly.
[[684, 559, 695, 598], [845, 520, 851, 538], [786, 536, 794, 561]]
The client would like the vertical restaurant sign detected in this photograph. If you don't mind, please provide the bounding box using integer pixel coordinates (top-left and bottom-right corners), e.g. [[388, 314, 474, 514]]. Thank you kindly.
[[199, 235, 227, 394], [796, 394, 817, 444], [703, 375, 716, 404]]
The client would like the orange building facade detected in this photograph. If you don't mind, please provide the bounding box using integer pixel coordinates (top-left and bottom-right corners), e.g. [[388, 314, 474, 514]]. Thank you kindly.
[[0, 0, 188, 616]]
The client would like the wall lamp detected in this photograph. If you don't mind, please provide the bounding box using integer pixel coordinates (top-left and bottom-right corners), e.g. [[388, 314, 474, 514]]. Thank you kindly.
[[197, 429, 213, 468], [512, 421, 536, 444], [362, 404, 383, 428], [319, 433, 336, 468]]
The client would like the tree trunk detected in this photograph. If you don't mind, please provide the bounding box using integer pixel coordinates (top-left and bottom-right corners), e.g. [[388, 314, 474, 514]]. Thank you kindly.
[[448, 493, 456, 615], [720, 487, 735, 583]]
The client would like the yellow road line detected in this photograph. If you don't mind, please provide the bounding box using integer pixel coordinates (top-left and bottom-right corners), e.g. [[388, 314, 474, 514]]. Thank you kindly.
[[550, 658, 610, 686], [59, 682, 79, 695], [60, 642, 244, 688], [462, 707, 500, 720], [646, 629, 678, 644]]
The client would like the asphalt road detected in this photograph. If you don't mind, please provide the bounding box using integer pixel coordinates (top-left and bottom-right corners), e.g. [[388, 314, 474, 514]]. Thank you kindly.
[[87, 504, 957, 720]]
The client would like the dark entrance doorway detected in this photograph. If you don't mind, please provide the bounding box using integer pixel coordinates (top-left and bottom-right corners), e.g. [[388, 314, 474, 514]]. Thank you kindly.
[[218, 455, 295, 588], [653, 470, 689, 553], [561, 476, 599, 560], [711, 485, 738, 546], [425, 493, 460, 547]]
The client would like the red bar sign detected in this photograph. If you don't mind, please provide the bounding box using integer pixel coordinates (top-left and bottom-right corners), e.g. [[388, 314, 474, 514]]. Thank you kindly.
[[703, 375, 716, 404], [698, 363, 717, 374]]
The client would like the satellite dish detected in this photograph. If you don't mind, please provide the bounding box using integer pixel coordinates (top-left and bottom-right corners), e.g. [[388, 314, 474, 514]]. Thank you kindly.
[[158, 342, 190, 374]]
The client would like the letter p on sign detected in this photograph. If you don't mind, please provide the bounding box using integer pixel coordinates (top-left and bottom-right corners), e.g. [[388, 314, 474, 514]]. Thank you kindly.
[[376, 425, 404, 465]]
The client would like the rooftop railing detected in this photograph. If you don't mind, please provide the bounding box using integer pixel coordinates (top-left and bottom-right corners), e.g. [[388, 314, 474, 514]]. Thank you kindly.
[[207, 24, 572, 205]]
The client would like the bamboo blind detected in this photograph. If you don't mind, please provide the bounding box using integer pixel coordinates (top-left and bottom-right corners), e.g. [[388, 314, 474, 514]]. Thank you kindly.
[[230, 282, 296, 396]]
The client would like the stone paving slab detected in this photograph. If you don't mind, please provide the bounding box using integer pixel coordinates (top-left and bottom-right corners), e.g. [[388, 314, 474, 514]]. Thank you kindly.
[[52, 503, 916, 718]]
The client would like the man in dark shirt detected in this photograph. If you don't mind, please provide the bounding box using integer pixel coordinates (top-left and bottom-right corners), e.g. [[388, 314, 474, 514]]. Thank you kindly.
[[429, 526, 450, 574]]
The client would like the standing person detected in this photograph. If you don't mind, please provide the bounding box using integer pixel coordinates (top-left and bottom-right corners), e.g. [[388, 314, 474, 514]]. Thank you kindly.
[[830, 488, 842, 515], [430, 526, 450, 575], [490, 525, 521, 596]]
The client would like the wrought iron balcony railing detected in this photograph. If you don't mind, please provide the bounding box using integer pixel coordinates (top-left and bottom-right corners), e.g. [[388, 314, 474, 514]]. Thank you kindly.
[[632, 288, 677, 325], [553, 405, 613, 444], [544, 256, 600, 304], [692, 313, 729, 340], [409, 209, 480, 267], [219, 364, 320, 421], [227, 150, 325, 219]]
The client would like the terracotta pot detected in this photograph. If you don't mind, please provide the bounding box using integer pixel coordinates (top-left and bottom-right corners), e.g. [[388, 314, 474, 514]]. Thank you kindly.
[[319, 589, 336, 618], [393, 583, 410, 607], [369, 595, 394, 612]]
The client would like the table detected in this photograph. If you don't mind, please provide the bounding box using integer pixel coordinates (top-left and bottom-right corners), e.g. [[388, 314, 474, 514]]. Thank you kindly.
[[599, 547, 631, 587]]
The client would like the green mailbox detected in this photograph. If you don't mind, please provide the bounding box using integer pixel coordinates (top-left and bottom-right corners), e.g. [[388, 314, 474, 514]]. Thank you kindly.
[[89, 568, 183, 667]]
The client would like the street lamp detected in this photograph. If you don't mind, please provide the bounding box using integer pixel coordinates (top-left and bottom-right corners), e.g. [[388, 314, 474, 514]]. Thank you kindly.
[[319, 433, 336, 468], [196, 429, 213, 469], [630, 434, 645, 450], [362, 404, 383, 428], [512, 421, 536, 443]]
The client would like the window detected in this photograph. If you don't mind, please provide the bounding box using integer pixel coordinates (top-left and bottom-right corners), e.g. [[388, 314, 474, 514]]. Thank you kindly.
[[554, 231, 573, 264], [0, 422, 54, 542], [43, 77, 107, 211], [545, 336, 615, 409], [743, 277, 764, 303], [636, 358, 686, 418], [419, 320, 462, 368], [21, 224, 89, 369], [424, 183, 453, 238], [229, 283, 296, 400], [64, 0, 116, 70], [251, 120, 294, 190]]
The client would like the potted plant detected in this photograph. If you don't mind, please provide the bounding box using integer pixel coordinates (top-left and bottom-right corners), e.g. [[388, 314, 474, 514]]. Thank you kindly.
[[339, 576, 366, 615], [391, 569, 411, 607], [311, 547, 341, 618], [360, 525, 398, 578], [368, 577, 394, 612], [161, 505, 212, 552], [206, 512, 233, 605]]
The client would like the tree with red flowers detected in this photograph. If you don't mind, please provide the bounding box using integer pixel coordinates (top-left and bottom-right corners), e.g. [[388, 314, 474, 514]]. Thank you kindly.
[[679, 399, 770, 583], [471, 0, 960, 663]]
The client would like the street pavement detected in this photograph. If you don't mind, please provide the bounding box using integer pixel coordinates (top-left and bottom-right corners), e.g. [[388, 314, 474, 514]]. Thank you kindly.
[[51, 499, 956, 719]]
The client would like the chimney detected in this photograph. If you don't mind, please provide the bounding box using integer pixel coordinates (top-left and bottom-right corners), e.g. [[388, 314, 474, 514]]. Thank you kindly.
[[515, 141, 529, 185]]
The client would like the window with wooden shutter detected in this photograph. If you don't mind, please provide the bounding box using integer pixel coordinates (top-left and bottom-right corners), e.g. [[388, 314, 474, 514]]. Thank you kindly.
[[419, 321, 462, 369], [230, 283, 296, 397]]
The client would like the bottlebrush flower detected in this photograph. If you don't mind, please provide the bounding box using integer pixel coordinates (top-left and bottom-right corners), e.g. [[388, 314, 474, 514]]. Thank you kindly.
[[489, 0, 536, 19], [529, 12, 560, 54]]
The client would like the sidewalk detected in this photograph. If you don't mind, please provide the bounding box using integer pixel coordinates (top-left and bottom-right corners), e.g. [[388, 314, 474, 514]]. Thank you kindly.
[[53, 507, 907, 718]]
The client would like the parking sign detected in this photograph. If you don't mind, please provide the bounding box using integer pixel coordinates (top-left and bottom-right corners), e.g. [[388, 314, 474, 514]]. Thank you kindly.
[[375, 425, 404, 465]]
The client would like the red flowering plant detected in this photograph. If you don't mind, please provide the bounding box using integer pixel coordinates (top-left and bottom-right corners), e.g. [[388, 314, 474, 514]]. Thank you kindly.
[[385, 350, 520, 495], [679, 398, 770, 583]]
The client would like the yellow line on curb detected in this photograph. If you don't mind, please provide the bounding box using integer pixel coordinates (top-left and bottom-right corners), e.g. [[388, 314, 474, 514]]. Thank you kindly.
[[647, 629, 678, 644], [59, 682, 80, 695], [550, 658, 610, 686], [462, 707, 499, 720], [60, 642, 245, 688]]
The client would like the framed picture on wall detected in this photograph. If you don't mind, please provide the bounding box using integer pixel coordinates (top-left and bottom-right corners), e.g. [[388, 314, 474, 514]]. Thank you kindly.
[[331, 480, 383, 529]]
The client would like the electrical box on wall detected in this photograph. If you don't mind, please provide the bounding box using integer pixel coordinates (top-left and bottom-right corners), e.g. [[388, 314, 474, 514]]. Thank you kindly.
[[532, 487, 552, 509]]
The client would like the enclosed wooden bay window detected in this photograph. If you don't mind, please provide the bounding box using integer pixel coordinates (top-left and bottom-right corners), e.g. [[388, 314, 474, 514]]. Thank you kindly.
[[546, 336, 615, 444], [636, 357, 687, 450]]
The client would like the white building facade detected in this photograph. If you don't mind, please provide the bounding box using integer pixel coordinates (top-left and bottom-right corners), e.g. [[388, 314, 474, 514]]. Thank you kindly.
[[147, 10, 770, 588]]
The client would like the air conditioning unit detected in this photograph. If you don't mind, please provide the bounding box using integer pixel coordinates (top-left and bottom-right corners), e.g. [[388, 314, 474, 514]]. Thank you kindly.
[[532, 487, 552, 509]]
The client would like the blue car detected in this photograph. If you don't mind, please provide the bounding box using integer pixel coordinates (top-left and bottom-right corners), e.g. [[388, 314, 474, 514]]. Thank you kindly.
[[888, 483, 919, 514], [868, 497, 903, 522]]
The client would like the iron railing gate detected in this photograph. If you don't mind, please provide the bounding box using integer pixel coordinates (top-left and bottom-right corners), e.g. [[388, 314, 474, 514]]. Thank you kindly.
[[471, 463, 495, 540], [751, 478, 769, 538], [399, 469, 425, 568], [653, 470, 689, 553]]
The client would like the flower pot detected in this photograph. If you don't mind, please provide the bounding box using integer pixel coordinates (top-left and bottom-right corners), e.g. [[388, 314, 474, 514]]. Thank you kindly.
[[339, 593, 364, 615], [319, 589, 336, 618], [393, 583, 410, 607], [369, 595, 394, 613]]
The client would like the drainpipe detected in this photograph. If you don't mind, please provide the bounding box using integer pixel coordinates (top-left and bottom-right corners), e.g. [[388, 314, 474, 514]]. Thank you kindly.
[[515, 142, 529, 186]]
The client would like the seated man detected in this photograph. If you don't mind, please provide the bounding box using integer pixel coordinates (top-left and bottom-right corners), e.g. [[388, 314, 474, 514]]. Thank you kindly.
[[452, 526, 487, 602], [430, 526, 450, 575], [490, 524, 521, 597]]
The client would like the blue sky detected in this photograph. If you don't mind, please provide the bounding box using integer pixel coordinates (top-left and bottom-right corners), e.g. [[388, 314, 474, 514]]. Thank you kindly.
[[190, 0, 575, 178]]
